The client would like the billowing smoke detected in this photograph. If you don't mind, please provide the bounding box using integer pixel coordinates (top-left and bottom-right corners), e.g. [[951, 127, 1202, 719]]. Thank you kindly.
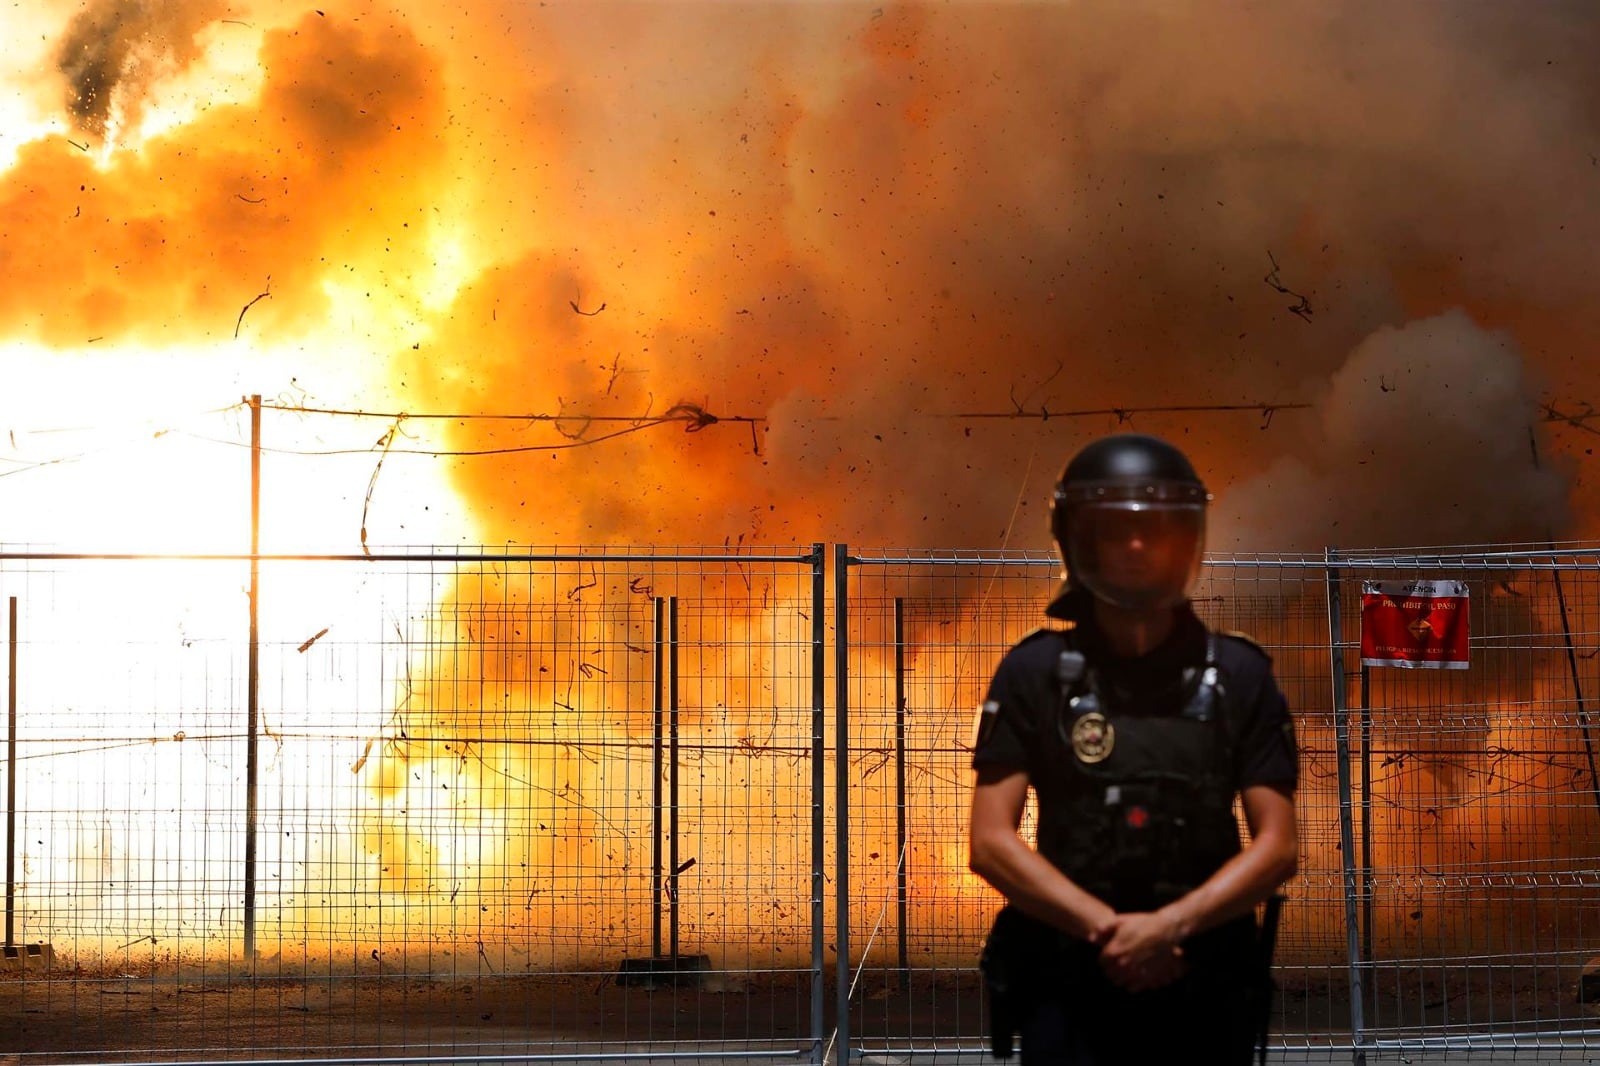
[[5, 8, 447, 350], [55, 0, 227, 140], [1211, 310, 1571, 552], [6, 0, 1600, 970], [387, 0, 1600, 552], [4, 0, 1600, 551]]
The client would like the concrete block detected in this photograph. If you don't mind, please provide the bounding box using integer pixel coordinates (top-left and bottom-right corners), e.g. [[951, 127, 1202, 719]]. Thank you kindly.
[[1, 943, 54, 972], [615, 953, 712, 989]]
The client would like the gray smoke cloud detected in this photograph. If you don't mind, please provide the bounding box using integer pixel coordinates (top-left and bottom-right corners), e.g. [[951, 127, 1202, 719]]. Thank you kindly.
[[6, 1, 1600, 554], [55, 0, 224, 139], [1211, 310, 1570, 553], [407, 0, 1600, 552]]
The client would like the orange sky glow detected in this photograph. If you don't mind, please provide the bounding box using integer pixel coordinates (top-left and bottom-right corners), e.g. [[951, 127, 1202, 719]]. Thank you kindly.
[[4, 0, 1596, 554], [4, 0, 1600, 969]]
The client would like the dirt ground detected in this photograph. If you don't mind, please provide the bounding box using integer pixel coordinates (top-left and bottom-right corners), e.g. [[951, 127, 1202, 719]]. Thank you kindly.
[[4, 962, 1597, 1063], [7, 966, 822, 1062]]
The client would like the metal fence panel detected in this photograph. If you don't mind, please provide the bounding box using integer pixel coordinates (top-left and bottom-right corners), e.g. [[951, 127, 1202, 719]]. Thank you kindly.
[[0, 547, 826, 1065], [6, 543, 1600, 1064], [834, 549, 1359, 1057], [833, 549, 1063, 1061], [837, 547, 1600, 1062], [1324, 549, 1600, 1057]]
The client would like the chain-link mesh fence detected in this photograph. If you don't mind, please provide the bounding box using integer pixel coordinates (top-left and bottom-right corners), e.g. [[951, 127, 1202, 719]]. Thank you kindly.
[[0, 546, 826, 1063], [838, 546, 1600, 1061], [4, 544, 1600, 1064]]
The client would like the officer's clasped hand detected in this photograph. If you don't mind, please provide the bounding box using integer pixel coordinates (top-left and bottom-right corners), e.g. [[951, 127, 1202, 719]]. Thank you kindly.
[[1092, 911, 1187, 993]]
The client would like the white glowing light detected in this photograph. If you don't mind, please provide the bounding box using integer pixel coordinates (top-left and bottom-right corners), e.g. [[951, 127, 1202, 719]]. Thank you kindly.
[[129, 21, 268, 146], [0, 1, 67, 172]]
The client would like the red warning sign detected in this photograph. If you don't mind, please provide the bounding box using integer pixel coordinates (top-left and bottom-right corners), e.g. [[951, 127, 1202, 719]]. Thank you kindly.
[[1360, 579, 1469, 669]]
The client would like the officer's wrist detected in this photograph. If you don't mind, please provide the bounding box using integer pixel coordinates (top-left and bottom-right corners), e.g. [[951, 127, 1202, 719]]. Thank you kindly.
[[1157, 904, 1193, 946], [1080, 903, 1117, 944]]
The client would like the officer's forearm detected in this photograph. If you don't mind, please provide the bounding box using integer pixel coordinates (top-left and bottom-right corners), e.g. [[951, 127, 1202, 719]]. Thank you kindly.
[[1156, 809, 1297, 942], [970, 831, 1116, 942]]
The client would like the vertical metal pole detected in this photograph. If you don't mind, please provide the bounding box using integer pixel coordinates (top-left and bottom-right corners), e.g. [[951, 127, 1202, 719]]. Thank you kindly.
[[893, 597, 909, 991], [1326, 550, 1367, 1066], [5, 596, 16, 948], [652, 596, 665, 959], [244, 394, 261, 962], [808, 546, 827, 1065], [1359, 665, 1374, 979], [833, 544, 852, 1062], [668, 595, 680, 964]]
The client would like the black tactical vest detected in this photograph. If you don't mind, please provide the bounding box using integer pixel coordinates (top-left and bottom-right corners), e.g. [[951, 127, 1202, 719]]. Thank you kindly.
[[1035, 630, 1243, 913]]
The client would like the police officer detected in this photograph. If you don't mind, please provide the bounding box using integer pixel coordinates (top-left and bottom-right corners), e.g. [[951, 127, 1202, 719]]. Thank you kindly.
[[968, 433, 1299, 1065]]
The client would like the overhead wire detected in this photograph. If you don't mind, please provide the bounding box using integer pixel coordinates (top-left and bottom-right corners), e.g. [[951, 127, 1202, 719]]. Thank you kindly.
[[5, 391, 1596, 460], [224, 398, 1315, 459], [0, 400, 252, 479], [25, 393, 1598, 470], [5, 397, 1595, 476], [180, 410, 738, 457]]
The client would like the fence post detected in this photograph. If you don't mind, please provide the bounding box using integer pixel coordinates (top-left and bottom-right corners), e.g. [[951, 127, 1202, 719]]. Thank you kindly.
[[893, 596, 909, 991], [652, 596, 665, 959], [668, 596, 681, 963], [1359, 664, 1374, 978], [1326, 549, 1367, 1065], [244, 394, 261, 963], [5, 596, 15, 950], [809, 544, 827, 1065], [833, 543, 852, 1063]]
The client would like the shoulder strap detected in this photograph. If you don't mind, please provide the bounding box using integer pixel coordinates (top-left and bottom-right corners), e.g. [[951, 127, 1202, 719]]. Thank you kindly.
[[1200, 631, 1240, 775], [1179, 634, 1220, 722], [1055, 632, 1088, 694], [1052, 627, 1102, 715]]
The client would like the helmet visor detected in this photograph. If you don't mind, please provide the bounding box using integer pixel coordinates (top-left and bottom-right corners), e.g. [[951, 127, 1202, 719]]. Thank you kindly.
[[1065, 500, 1205, 610]]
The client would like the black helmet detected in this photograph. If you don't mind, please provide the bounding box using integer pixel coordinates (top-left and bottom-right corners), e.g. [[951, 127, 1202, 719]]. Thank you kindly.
[[1049, 433, 1210, 611]]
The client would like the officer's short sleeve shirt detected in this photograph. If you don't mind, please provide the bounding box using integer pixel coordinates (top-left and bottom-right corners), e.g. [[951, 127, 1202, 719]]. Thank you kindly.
[[970, 615, 1298, 795], [970, 628, 1062, 778]]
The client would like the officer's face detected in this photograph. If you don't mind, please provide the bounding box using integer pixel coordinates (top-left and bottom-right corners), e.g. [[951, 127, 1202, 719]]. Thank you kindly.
[[1070, 504, 1203, 603], [1092, 505, 1194, 559]]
